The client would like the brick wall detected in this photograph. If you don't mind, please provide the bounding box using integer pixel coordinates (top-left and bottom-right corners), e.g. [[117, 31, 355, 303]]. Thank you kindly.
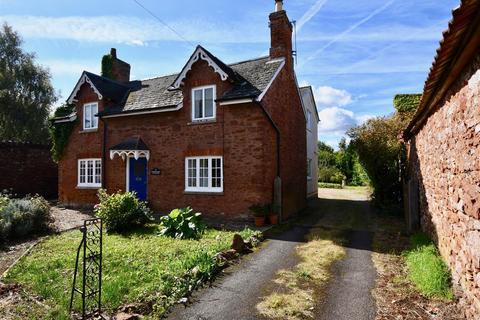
[[408, 53, 480, 318], [0, 142, 57, 198], [262, 63, 307, 219]]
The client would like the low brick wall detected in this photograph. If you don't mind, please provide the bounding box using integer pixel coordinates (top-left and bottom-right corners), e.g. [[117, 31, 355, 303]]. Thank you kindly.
[[408, 54, 480, 318], [0, 142, 58, 199]]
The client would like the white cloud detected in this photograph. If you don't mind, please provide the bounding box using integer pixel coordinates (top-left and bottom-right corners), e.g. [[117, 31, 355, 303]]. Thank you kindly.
[[0, 15, 268, 45], [312, 86, 352, 108], [40, 59, 99, 76]]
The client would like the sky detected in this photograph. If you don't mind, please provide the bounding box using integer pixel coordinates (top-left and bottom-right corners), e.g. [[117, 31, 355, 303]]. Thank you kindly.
[[0, 0, 460, 148]]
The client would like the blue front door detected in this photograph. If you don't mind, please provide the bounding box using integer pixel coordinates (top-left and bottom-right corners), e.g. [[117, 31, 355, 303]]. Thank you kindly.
[[128, 157, 147, 201]]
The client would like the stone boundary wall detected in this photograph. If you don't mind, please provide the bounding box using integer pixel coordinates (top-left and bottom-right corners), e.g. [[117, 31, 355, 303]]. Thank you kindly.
[[0, 142, 58, 199], [409, 53, 480, 318]]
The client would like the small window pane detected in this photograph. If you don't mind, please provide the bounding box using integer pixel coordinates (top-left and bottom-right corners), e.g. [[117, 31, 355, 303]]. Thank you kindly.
[[194, 90, 203, 119], [84, 106, 91, 128], [188, 159, 197, 187], [211, 158, 221, 188], [205, 88, 214, 117], [95, 160, 102, 184], [92, 105, 98, 128], [80, 161, 86, 183], [87, 160, 94, 183], [199, 158, 209, 187]]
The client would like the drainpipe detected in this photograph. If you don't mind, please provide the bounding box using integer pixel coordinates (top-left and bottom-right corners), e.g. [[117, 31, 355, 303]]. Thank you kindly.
[[256, 101, 282, 222]]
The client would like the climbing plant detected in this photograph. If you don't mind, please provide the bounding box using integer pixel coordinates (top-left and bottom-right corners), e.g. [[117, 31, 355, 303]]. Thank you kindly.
[[101, 54, 114, 79], [48, 104, 77, 162], [393, 94, 421, 113]]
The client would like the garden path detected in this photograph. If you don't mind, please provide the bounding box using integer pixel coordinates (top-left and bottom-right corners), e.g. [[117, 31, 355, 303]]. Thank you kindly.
[[167, 187, 377, 320]]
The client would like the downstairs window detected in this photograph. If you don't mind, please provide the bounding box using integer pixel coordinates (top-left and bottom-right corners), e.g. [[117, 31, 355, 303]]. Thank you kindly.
[[78, 159, 102, 187], [185, 156, 223, 192]]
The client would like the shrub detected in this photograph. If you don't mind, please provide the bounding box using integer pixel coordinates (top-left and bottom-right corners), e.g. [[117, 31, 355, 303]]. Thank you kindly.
[[0, 195, 51, 240], [159, 207, 206, 240], [318, 182, 343, 189], [404, 233, 454, 300], [94, 189, 153, 233]]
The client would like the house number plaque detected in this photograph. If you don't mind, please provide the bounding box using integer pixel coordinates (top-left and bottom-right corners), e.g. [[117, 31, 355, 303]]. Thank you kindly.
[[151, 168, 161, 175]]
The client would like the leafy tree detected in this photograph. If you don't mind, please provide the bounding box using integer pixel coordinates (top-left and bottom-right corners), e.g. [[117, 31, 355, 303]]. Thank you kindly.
[[348, 93, 420, 209], [0, 24, 56, 143]]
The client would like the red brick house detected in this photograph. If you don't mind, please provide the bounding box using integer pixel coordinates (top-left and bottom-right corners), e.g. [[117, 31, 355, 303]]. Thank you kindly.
[[403, 0, 480, 317], [54, 1, 307, 221]]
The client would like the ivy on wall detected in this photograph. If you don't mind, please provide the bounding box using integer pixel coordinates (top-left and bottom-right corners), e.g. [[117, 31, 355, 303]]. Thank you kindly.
[[48, 104, 77, 162], [393, 94, 422, 113], [101, 54, 114, 79]]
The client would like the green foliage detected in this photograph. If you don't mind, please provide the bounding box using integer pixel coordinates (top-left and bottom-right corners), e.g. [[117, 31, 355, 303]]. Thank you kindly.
[[317, 139, 368, 186], [404, 233, 454, 300], [348, 114, 409, 208], [0, 195, 51, 241], [48, 104, 77, 161], [101, 54, 114, 79], [95, 189, 153, 233], [159, 207, 206, 240], [393, 94, 421, 113], [318, 182, 343, 189], [0, 24, 56, 144], [4, 226, 258, 319]]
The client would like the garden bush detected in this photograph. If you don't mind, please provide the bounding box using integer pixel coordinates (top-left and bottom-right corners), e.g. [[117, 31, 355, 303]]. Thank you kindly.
[[0, 195, 51, 240], [159, 207, 206, 240], [94, 189, 153, 233]]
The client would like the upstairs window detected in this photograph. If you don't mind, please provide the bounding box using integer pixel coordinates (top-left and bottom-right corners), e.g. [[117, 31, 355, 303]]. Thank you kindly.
[[185, 156, 223, 192], [78, 159, 101, 187], [83, 102, 98, 130], [192, 86, 216, 121]]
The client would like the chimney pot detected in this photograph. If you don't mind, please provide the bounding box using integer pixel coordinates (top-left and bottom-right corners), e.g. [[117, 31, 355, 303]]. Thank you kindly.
[[110, 48, 117, 58], [275, 0, 283, 12]]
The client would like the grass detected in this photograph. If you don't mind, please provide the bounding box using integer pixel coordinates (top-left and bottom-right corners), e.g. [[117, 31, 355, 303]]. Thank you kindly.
[[256, 228, 345, 319], [404, 233, 454, 300], [3, 225, 258, 319]]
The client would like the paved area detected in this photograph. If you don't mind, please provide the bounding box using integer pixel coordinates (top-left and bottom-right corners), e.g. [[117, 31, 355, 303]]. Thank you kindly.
[[167, 225, 310, 319], [168, 187, 377, 320]]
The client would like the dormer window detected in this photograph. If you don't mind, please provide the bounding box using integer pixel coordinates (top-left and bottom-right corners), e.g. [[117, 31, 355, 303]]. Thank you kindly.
[[192, 86, 216, 121], [83, 102, 98, 130]]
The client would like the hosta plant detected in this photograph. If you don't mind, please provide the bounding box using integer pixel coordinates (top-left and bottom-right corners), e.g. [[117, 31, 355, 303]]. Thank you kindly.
[[159, 207, 206, 240]]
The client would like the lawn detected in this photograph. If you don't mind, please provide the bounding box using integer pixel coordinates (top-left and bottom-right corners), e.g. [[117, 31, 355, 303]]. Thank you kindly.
[[3, 225, 257, 319]]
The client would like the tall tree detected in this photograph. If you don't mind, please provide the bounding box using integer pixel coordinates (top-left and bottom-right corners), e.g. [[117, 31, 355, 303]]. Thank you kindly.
[[0, 24, 56, 143]]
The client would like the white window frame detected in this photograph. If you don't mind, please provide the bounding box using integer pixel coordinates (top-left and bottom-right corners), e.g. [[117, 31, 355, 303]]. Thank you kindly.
[[185, 156, 223, 192], [83, 102, 98, 130], [191, 85, 216, 121], [78, 158, 102, 188]]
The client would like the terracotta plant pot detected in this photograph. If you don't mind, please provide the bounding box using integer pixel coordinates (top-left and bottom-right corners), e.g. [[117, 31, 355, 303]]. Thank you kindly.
[[254, 216, 266, 227], [269, 214, 279, 225]]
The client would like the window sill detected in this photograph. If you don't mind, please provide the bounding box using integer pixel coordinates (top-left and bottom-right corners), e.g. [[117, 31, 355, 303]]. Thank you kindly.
[[184, 190, 224, 196], [188, 119, 216, 126], [76, 185, 101, 190], [79, 128, 98, 133]]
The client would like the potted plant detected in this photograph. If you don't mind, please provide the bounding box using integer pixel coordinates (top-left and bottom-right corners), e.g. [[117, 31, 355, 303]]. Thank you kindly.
[[268, 204, 279, 225], [250, 204, 268, 227]]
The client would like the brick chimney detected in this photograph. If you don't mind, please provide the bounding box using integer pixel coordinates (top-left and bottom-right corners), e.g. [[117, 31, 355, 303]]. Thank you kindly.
[[109, 48, 130, 83], [269, 0, 293, 64]]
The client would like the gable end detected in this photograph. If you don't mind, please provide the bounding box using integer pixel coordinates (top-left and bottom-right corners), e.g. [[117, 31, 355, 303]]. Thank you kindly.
[[67, 73, 103, 104], [170, 46, 234, 90]]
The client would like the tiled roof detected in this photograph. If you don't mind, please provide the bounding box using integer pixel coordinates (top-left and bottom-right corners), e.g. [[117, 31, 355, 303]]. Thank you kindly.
[[83, 71, 131, 104], [404, 0, 480, 138], [110, 137, 149, 151], [97, 53, 285, 116]]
